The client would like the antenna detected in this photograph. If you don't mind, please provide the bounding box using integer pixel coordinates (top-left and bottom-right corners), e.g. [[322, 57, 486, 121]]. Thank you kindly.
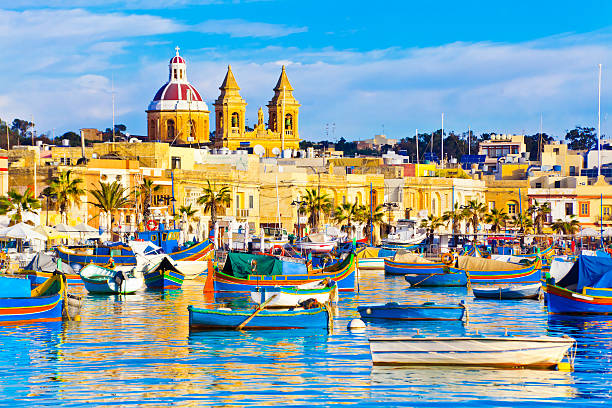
[[441, 113, 444, 167], [112, 74, 116, 143], [468, 125, 471, 155], [538, 113, 543, 162], [415, 129, 420, 168]]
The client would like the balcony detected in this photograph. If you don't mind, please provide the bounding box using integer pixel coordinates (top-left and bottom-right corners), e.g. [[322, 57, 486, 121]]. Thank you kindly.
[[284, 130, 293, 136], [231, 128, 240, 134]]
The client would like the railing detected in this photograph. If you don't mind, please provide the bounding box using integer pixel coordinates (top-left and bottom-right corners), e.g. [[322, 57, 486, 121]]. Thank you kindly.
[[231, 128, 240, 134], [284, 130, 293, 136], [236, 208, 250, 218]]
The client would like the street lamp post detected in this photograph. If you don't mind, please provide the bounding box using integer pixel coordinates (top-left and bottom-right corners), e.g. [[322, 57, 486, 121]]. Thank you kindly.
[[382, 202, 398, 236], [291, 199, 307, 239]]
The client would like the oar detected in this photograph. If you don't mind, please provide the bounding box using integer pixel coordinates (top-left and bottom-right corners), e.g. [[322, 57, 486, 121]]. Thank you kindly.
[[236, 293, 279, 331]]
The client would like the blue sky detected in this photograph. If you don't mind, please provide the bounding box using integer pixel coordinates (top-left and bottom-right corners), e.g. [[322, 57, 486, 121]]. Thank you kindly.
[[1, 1, 611, 141]]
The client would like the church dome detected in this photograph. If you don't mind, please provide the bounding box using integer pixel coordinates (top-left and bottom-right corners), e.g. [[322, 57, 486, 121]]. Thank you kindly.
[[148, 47, 208, 112]]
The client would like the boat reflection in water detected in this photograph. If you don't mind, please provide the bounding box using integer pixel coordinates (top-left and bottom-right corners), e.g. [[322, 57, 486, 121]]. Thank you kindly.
[[370, 366, 575, 402]]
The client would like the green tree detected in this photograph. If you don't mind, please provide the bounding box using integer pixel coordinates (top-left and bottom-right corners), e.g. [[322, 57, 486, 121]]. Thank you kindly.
[[420, 214, 444, 245], [138, 178, 161, 224], [565, 126, 598, 150], [197, 181, 231, 227], [485, 208, 509, 233], [462, 200, 487, 241], [0, 188, 41, 225], [527, 200, 551, 236], [46, 170, 85, 223], [356, 204, 384, 242], [89, 181, 133, 234], [333, 201, 361, 238], [442, 203, 465, 246], [300, 188, 333, 231]]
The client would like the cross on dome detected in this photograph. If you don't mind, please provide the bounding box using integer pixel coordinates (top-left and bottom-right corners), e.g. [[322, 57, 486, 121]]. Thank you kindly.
[[175, 46, 180, 56]]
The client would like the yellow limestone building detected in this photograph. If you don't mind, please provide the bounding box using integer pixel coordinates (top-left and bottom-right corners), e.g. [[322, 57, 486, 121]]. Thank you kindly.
[[146, 48, 210, 144], [213, 65, 300, 156]]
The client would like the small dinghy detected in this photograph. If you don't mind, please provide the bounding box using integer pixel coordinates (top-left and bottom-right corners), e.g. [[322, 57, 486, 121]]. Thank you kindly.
[[358, 301, 465, 321], [368, 335, 576, 369], [250, 278, 338, 307], [80, 263, 143, 294], [143, 257, 185, 290], [472, 283, 541, 300], [188, 304, 331, 330]]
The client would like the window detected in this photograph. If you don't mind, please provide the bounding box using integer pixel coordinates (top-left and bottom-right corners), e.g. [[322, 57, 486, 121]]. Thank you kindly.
[[173, 69, 177, 80], [171, 156, 181, 169], [285, 114, 293, 130], [535, 182, 542, 188], [553, 148, 559, 154], [569, 166, 576, 176], [249, 195, 254, 209], [604, 207, 611, 216], [167, 120, 175, 140], [508, 203, 517, 214], [488, 201, 495, 211], [565, 203, 573, 216], [554, 180, 561, 188], [231, 112, 240, 128], [236, 195, 240, 209], [579, 202, 590, 217]]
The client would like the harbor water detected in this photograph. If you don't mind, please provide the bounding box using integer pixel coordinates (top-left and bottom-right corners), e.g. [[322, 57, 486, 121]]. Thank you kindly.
[[1, 270, 612, 406]]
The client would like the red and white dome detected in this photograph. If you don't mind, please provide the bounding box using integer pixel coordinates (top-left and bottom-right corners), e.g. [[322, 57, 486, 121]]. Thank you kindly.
[[148, 47, 208, 112]]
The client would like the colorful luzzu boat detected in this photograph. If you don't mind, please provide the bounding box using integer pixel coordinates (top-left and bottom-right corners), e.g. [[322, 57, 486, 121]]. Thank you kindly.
[[356, 247, 396, 270], [214, 252, 356, 292], [143, 257, 185, 290], [450, 256, 542, 285], [17, 252, 83, 287], [358, 301, 466, 321], [0, 273, 68, 326], [544, 253, 612, 314], [56, 243, 137, 267], [384, 252, 445, 276]]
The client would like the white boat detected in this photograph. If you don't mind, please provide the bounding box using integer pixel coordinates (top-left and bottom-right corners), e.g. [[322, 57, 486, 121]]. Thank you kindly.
[[357, 258, 385, 270], [80, 263, 143, 294], [250, 279, 338, 307], [294, 233, 337, 253], [369, 335, 576, 368], [174, 260, 208, 280], [130, 240, 206, 280], [382, 219, 427, 246]]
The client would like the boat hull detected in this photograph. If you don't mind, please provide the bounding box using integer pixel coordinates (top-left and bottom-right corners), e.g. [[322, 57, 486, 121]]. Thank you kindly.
[[384, 259, 445, 276], [473, 284, 541, 300], [0, 293, 63, 326], [453, 262, 542, 285], [144, 269, 184, 290], [56, 245, 137, 266], [188, 306, 329, 330], [358, 304, 464, 321], [250, 285, 335, 307], [293, 242, 336, 254], [82, 276, 143, 294], [404, 272, 468, 287], [357, 258, 385, 270], [368, 336, 575, 368], [544, 284, 612, 314], [169, 240, 214, 261], [16, 270, 83, 287]]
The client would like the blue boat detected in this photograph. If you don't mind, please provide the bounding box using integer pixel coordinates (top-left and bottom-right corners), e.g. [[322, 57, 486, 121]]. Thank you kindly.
[[187, 305, 330, 330], [544, 254, 612, 314], [358, 301, 465, 321], [451, 256, 542, 284], [404, 271, 468, 287], [56, 242, 137, 267], [472, 283, 541, 300], [384, 258, 445, 276], [143, 257, 185, 290], [0, 273, 68, 326]]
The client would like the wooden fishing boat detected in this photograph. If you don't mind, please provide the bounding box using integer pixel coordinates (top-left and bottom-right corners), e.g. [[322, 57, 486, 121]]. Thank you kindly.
[[143, 257, 185, 290], [188, 305, 330, 330], [404, 271, 468, 287], [80, 264, 143, 294], [358, 301, 465, 321], [250, 279, 338, 307], [293, 233, 337, 254], [0, 273, 68, 326], [368, 335, 576, 368], [56, 243, 137, 267], [472, 283, 541, 300], [384, 253, 445, 276], [451, 256, 542, 284], [214, 252, 356, 292], [543, 253, 612, 314], [356, 247, 396, 270], [16, 252, 83, 287]]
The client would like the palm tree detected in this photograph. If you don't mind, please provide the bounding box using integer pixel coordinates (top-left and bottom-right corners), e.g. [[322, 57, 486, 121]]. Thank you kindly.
[[139, 178, 161, 224], [485, 208, 509, 233], [551, 215, 580, 240], [89, 181, 133, 235], [196, 180, 231, 227], [0, 189, 41, 225], [511, 212, 534, 247], [527, 200, 551, 237], [46, 170, 85, 224], [462, 199, 487, 242], [179, 204, 198, 233], [300, 188, 332, 231], [334, 201, 361, 238], [420, 214, 444, 245], [551, 219, 565, 235], [357, 204, 384, 242], [442, 203, 465, 247]]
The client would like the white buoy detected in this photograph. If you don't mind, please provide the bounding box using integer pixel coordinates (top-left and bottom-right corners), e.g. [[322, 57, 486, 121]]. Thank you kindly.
[[347, 318, 366, 331]]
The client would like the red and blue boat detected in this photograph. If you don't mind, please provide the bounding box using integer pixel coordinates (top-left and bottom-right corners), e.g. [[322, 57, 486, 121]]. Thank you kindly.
[[17, 252, 83, 287], [544, 253, 612, 314], [384, 254, 445, 276], [451, 256, 542, 284], [214, 252, 356, 292], [0, 273, 66, 326], [143, 257, 185, 290]]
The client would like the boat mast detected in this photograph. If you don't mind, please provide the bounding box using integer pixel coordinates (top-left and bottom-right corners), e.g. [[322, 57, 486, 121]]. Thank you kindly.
[[598, 63, 602, 177]]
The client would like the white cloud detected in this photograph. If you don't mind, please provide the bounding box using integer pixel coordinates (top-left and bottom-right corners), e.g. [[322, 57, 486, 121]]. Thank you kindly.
[[196, 19, 307, 38]]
